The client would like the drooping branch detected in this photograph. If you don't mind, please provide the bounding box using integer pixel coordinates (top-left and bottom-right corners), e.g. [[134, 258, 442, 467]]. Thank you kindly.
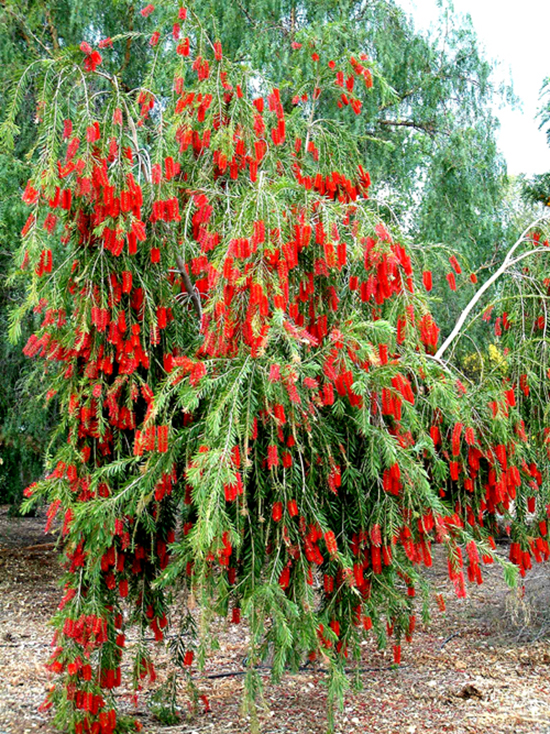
[[174, 254, 202, 320], [435, 215, 550, 360]]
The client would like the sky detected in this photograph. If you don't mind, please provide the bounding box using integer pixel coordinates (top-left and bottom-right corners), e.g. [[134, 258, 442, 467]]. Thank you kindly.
[[397, 0, 550, 176]]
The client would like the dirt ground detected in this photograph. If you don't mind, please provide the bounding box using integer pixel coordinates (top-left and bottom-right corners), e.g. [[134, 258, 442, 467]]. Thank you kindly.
[[1, 504, 550, 734]]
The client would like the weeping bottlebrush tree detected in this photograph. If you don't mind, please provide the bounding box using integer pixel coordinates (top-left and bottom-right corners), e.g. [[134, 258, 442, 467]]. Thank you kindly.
[[3, 2, 550, 732]]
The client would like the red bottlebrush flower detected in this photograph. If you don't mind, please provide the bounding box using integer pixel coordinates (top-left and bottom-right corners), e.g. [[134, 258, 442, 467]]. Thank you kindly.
[[190, 361, 206, 386], [282, 451, 292, 468], [231, 607, 241, 624], [422, 270, 432, 291], [214, 40, 222, 61], [80, 41, 92, 55], [224, 482, 236, 502], [446, 272, 456, 291], [272, 501, 283, 522], [464, 426, 476, 445], [393, 644, 401, 665], [131, 218, 146, 242], [375, 222, 391, 242], [21, 213, 35, 237], [140, 4, 155, 17], [449, 461, 460, 480], [164, 156, 177, 180], [84, 50, 102, 72], [328, 465, 341, 493], [278, 565, 291, 589], [177, 37, 190, 56], [324, 530, 338, 555], [23, 483, 36, 498], [370, 523, 382, 546], [287, 499, 298, 517], [268, 363, 281, 382], [122, 271, 133, 293], [466, 540, 480, 566], [396, 316, 406, 344], [449, 255, 462, 274], [22, 180, 39, 205], [86, 121, 100, 143], [157, 425, 168, 453], [451, 422, 463, 456], [329, 619, 340, 637], [183, 650, 194, 666], [520, 373, 530, 396], [470, 272, 478, 284], [150, 31, 160, 46]]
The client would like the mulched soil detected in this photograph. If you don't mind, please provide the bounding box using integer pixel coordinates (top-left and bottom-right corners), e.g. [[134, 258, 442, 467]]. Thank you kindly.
[[1, 504, 550, 734]]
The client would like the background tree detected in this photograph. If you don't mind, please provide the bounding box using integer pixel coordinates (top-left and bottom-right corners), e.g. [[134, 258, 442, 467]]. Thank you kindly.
[[522, 75, 550, 210]]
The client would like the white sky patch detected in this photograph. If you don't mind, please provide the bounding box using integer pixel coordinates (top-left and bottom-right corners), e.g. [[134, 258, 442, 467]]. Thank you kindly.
[[397, 0, 550, 176]]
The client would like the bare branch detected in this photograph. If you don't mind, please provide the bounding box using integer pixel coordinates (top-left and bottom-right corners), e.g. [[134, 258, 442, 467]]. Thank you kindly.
[[376, 118, 436, 136], [435, 215, 550, 360]]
